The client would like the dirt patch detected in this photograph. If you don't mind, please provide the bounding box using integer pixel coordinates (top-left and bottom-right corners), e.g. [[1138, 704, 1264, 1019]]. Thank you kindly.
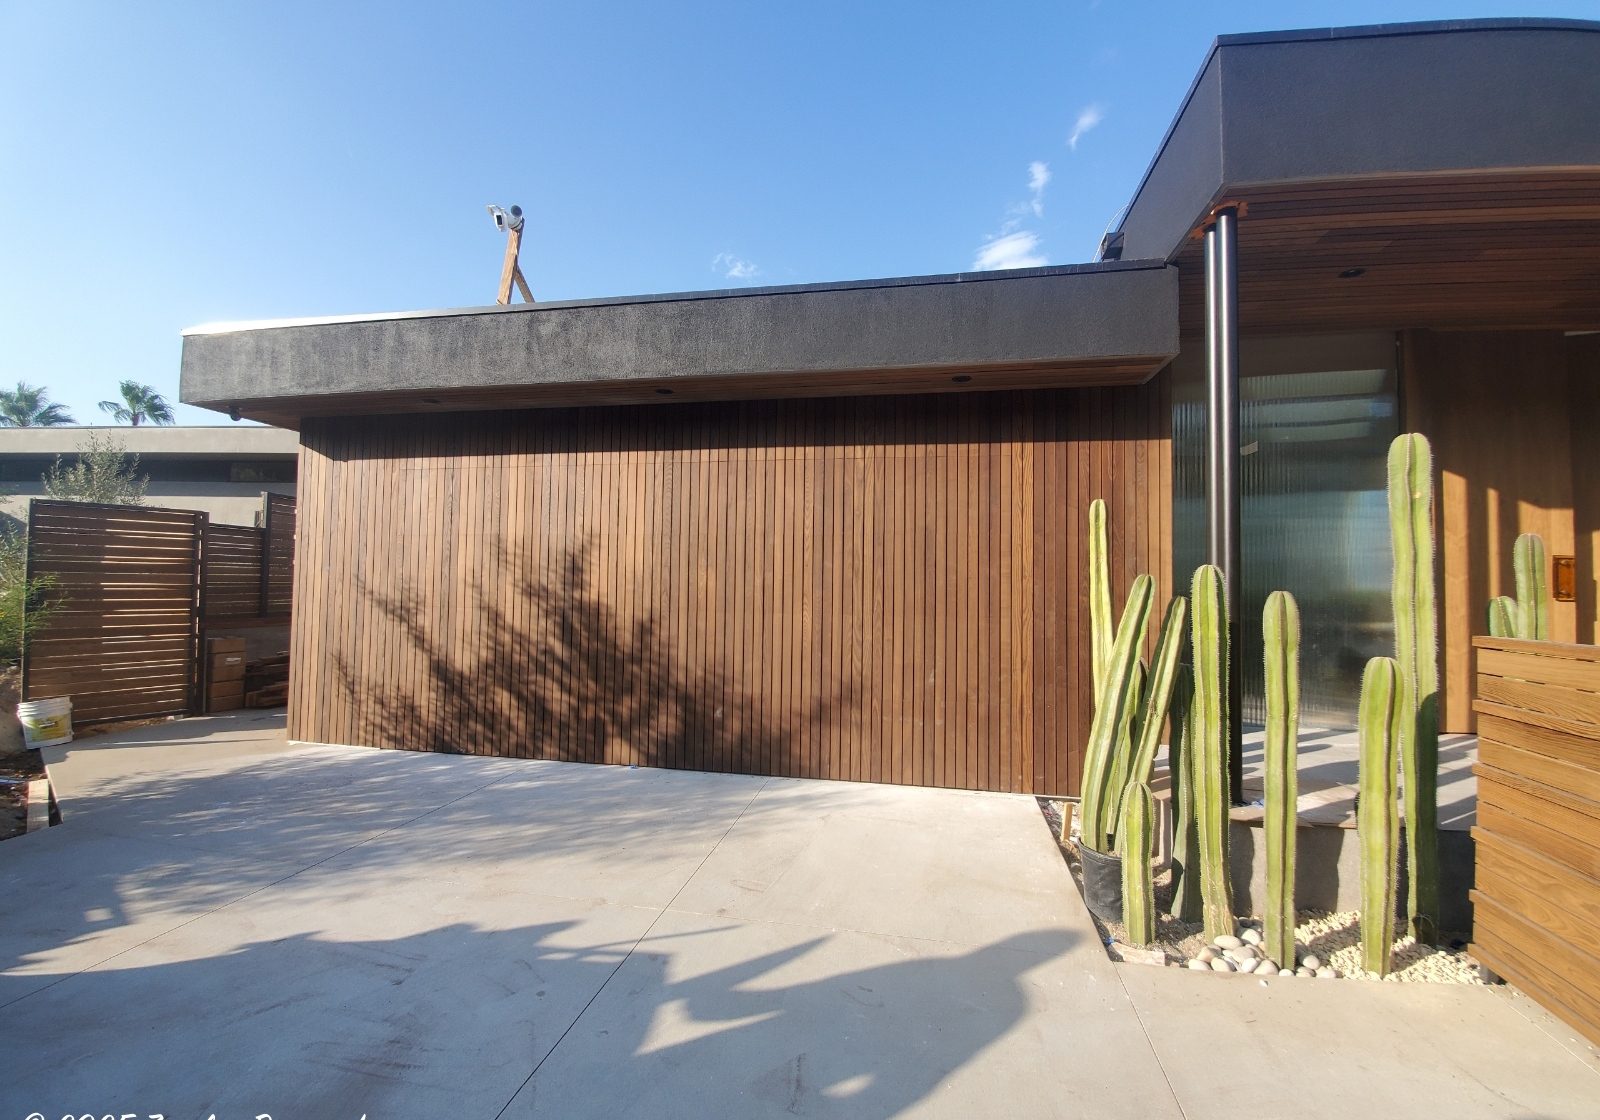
[[0, 745, 46, 842]]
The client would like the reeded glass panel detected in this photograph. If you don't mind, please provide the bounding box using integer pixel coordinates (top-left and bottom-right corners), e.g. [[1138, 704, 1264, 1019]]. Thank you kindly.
[[1172, 335, 1399, 727]]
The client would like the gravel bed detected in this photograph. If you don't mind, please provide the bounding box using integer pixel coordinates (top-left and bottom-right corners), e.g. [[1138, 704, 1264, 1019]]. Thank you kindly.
[[1040, 798, 1484, 985]]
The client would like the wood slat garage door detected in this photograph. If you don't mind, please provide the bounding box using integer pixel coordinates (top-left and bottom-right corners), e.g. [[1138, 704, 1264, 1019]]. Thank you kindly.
[[290, 384, 1170, 795]]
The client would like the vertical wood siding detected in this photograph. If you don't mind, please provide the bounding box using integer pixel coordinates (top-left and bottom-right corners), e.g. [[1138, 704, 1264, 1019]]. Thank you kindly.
[[1403, 329, 1587, 732], [289, 384, 1170, 795]]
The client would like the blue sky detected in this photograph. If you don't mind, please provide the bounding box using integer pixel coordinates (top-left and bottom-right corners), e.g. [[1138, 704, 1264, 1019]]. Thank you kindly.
[[3, 1, 1595, 425]]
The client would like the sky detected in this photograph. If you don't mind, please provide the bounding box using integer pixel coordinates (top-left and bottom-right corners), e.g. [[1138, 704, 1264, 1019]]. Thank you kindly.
[[3, 1, 1596, 425]]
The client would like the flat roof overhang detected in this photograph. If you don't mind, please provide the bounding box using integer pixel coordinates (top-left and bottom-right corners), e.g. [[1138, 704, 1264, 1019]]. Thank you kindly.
[[181, 261, 1179, 429], [1113, 19, 1600, 332], [0, 425, 299, 459]]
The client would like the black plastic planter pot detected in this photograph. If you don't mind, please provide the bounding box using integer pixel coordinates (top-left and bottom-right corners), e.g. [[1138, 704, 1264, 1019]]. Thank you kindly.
[[1079, 845, 1124, 923]]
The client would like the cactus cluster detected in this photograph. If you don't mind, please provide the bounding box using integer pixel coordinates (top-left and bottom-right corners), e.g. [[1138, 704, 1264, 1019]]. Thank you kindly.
[[1358, 656, 1404, 976], [1188, 564, 1235, 943], [1073, 571, 1153, 851], [1488, 532, 1549, 640], [1387, 433, 1440, 945], [1072, 500, 1191, 862], [1262, 590, 1300, 969], [1070, 499, 1197, 941]]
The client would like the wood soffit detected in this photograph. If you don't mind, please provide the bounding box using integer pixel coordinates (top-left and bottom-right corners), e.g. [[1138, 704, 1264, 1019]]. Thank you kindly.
[[1176, 169, 1600, 334]]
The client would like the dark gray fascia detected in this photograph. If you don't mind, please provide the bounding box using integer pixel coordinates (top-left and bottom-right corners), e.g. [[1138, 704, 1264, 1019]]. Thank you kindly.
[[180, 261, 1178, 416], [1115, 19, 1600, 261]]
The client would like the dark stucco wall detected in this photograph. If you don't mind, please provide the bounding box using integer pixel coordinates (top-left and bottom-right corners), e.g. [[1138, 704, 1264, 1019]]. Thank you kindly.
[[181, 262, 1178, 414], [1115, 20, 1600, 261]]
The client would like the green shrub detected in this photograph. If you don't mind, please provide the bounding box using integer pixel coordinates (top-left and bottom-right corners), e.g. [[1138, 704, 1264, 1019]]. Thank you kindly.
[[0, 528, 55, 666]]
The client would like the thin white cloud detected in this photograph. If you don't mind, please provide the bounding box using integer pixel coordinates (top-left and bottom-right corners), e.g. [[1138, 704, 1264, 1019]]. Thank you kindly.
[[972, 231, 1046, 271], [712, 252, 759, 280], [1068, 103, 1105, 150], [1027, 160, 1051, 216], [973, 163, 1052, 269]]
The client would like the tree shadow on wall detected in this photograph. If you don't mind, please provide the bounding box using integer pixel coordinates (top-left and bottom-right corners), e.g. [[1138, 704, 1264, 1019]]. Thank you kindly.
[[334, 541, 856, 776]]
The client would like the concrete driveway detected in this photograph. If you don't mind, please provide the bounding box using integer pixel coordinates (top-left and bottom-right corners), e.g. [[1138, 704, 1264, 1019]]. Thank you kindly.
[[2, 714, 1596, 1119]]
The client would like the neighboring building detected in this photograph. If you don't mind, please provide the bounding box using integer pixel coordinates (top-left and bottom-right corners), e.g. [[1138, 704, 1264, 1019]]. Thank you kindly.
[[0, 425, 298, 526], [180, 19, 1600, 795]]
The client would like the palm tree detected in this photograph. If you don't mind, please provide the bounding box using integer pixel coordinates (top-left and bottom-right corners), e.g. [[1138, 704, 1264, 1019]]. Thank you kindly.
[[98, 380, 175, 426], [0, 382, 75, 427]]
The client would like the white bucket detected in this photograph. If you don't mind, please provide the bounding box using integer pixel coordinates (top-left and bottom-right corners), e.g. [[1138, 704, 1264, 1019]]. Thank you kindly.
[[18, 696, 72, 748]]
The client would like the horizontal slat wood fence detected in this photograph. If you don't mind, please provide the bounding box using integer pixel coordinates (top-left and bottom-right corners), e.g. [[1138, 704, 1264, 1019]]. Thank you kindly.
[[23, 501, 204, 723], [24, 495, 297, 724], [1471, 636, 1600, 1048], [201, 524, 264, 619], [261, 492, 296, 616], [291, 385, 1171, 795]]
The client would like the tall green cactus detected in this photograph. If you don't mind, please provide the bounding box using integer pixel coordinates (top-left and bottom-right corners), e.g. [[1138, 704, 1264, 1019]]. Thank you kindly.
[[1387, 433, 1439, 945], [1167, 665, 1202, 923], [1358, 656, 1405, 977], [1088, 498, 1114, 705], [1513, 532, 1549, 640], [1487, 595, 1520, 639], [1262, 591, 1300, 969], [1189, 563, 1235, 942], [1120, 781, 1156, 947], [1072, 573, 1154, 850]]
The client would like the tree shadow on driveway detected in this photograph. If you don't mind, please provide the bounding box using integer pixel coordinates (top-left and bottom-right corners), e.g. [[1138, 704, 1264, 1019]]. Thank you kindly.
[[1, 913, 1075, 1119]]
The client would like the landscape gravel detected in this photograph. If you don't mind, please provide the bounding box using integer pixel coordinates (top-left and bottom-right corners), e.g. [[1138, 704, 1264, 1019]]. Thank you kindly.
[[1041, 798, 1485, 985]]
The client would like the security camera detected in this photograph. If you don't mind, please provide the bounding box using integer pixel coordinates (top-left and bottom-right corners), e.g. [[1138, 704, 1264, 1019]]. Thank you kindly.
[[486, 204, 524, 233]]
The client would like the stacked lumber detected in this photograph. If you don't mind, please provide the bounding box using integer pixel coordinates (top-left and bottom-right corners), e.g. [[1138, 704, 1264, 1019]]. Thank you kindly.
[[244, 653, 290, 708]]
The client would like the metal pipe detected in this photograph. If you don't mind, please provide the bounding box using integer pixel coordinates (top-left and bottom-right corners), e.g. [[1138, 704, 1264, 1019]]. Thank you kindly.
[[1204, 206, 1244, 804]]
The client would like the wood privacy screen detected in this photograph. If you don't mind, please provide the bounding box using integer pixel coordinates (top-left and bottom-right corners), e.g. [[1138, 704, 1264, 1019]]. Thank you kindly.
[[291, 385, 1171, 795], [1471, 636, 1600, 1048], [260, 493, 296, 616], [200, 523, 264, 619], [200, 494, 296, 621], [23, 501, 206, 723], [23, 496, 296, 724]]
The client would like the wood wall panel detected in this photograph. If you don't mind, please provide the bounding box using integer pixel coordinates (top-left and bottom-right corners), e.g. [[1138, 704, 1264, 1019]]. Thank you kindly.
[[1571, 335, 1600, 648], [1403, 329, 1582, 733], [288, 384, 1171, 795]]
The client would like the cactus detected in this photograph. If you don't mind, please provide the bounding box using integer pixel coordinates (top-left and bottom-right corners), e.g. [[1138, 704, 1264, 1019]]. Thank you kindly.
[[1120, 781, 1156, 947], [1089, 498, 1114, 706], [1168, 665, 1202, 923], [1107, 658, 1145, 827], [1189, 563, 1235, 943], [1513, 532, 1549, 640], [1262, 591, 1300, 969], [1358, 656, 1405, 977], [1071, 573, 1154, 850], [1487, 595, 1520, 639], [1120, 597, 1190, 808], [1486, 534, 1549, 641], [1387, 433, 1439, 945]]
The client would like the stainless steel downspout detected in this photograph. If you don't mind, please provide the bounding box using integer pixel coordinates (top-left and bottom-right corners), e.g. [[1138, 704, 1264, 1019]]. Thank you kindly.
[[1204, 205, 1244, 805]]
